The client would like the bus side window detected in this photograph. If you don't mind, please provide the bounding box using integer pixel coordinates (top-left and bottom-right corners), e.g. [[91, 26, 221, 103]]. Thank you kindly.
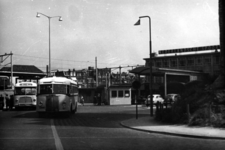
[[72, 85, 75, 94], [67, 85, 70, 95], [71, 85, 73, 94]]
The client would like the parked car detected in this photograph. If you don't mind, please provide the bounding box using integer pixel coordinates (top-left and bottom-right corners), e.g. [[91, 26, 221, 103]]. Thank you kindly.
[[136, 96, 147, 104], [145, 94, 164, 106], [165, 94, 180, 104]]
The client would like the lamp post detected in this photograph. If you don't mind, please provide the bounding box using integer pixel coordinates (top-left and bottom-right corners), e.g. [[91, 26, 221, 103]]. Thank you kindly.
[[36, 12, 62, 76], [134, 16, 153, 117]]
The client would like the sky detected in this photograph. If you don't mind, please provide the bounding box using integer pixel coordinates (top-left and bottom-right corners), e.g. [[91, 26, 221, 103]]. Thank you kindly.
[[0, 0, 219, 73]]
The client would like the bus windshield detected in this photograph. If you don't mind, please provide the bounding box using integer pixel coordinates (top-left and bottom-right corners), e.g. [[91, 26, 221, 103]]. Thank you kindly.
[[39, 84, 67, 94], [15, 87, 37, 95]]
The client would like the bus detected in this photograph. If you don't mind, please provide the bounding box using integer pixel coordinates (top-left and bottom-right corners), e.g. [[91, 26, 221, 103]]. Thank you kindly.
[[36, 76, 78, 115], [14, 82, 37, 109]]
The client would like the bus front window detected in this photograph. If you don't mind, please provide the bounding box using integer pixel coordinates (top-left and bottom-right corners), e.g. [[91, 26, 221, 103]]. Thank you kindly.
[[39, 84, 53, 94], [26, 88, 37, 95], [53, 84, 67, 94], [39, 84, 67, 94], [15, 87, 37, 95]]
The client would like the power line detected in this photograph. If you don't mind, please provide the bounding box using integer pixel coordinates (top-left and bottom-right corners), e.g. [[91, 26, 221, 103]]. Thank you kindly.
[[14, 54, 94, 63], [13, 53, 140, 67]]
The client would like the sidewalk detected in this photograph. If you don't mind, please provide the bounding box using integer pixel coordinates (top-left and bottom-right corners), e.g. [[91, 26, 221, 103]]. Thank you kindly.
[[121, 116, 225, 140]]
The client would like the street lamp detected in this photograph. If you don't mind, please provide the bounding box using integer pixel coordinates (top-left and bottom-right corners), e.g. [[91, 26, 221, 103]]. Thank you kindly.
[[36, 12, 62, 76], [134, 16, 153, 117]]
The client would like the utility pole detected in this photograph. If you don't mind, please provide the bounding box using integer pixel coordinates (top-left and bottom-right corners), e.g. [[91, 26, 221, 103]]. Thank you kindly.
[[95, 57, 98, 87], [10, 52, 13, 89], [46, 65, 49, 76], [0, 52, 13, 89], [135, 16, 154, 116], [119, 66, 122, 84], [36, 12, 63, 77], [108, 69, 111, 87]]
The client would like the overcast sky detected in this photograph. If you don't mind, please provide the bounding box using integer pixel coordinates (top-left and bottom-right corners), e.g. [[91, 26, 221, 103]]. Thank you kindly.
[[0, 0, 219, 72]]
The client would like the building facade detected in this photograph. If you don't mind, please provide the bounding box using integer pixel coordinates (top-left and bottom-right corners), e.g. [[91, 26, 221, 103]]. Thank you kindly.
[[144, 45, 221, 78]]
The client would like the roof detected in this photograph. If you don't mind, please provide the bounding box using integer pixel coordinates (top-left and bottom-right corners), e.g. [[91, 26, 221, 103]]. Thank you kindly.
[[0, 65, 44, 74], [129, 66, 159, 75], [0, 65, 46, 77], [39, 76, 77, 85], [144, 51, 220, 60], [129, 66, 205, 76]]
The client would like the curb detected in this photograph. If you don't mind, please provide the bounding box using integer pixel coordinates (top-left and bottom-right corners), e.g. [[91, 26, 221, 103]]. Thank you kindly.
[[120, 121, 225, 140]]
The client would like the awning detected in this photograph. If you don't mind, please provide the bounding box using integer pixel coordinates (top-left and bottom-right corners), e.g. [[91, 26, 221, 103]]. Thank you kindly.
[[129, 66, 162, 75], [129, 66, 205, 76]]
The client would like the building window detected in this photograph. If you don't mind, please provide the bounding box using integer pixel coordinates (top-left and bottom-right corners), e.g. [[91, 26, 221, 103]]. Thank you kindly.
[[163, 60, 169, 67], [179, 58, 186, 66], [196, 57, 203, 66], [171, 59, 177, 67], [76, 73, 81, 77], [125, 90, 130, 97], [151, 61, 155, 67], [204, 56, 211, 64], [111, 91, 117, 97], [118, 90, 124, 97], [187, 58, 194, 66], [156, 61, 162, 67]]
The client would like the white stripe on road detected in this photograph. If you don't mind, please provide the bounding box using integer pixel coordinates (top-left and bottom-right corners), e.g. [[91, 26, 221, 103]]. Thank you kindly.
[[51, 119, 64, 150]]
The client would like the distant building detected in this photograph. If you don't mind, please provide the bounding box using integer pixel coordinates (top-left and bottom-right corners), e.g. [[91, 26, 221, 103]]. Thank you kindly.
[[108, 84, 132, 105], [129, 45, 221, 97], [144, 45, 220, 77], [0, 65, 46, 89]]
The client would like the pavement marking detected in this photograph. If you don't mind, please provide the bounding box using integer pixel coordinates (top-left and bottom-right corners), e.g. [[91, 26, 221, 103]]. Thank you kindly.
[[51, 119, 64, 150]]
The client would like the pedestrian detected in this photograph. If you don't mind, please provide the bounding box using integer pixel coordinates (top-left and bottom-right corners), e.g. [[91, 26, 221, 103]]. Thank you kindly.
[[5, 94, 10, 111], [97, 93, 101, 106], [93, 95, 97, 105], [0, 95, 4, 110], [80, 95, 84, 106], [9, 95, 14, 110]]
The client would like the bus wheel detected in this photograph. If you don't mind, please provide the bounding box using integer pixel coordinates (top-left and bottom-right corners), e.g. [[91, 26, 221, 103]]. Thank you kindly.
[[74, 102, 78, 113], [71, 103, 77, 114]]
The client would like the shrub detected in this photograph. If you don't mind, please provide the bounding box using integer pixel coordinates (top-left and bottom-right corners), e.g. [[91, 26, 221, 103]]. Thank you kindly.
[[155, 78, 225, 128]]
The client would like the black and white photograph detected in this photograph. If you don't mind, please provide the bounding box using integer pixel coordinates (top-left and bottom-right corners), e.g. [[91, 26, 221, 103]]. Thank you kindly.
[[0, 0, 224, 150]]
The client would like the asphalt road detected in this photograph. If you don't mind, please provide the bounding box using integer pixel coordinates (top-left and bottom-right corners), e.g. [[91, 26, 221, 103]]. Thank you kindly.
[[0, 105, 225, 150]]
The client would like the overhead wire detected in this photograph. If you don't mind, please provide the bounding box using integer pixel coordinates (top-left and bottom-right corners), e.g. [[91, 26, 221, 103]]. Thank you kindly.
[[11, 53, 141, 71]]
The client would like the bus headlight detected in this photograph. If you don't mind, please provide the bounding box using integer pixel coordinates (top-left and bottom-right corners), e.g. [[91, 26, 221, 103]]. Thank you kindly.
[[39, 101, 43, 107], [33, 98, 36, 102]]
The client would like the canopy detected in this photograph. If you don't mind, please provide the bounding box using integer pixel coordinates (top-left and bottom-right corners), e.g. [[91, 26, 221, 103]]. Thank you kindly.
[[129, 66, 205, 76], [129, 66, 162, 75]]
